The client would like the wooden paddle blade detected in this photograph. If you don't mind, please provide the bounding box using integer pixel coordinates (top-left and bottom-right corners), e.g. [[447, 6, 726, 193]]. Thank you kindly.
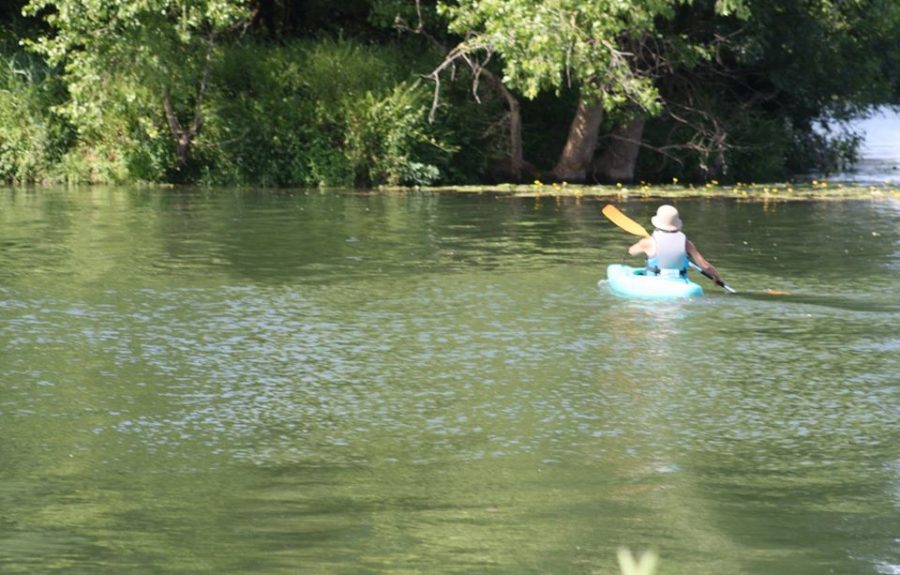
[[602, 204, 649, 237]]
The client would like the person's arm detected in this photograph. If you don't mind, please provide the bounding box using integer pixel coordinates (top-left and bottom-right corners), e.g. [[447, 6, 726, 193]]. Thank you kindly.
[[686, 240, 724, 284], [628, 237, 653, 257]]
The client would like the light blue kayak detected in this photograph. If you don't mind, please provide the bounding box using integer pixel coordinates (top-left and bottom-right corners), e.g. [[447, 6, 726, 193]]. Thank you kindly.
[[604, 264, 703, 299]]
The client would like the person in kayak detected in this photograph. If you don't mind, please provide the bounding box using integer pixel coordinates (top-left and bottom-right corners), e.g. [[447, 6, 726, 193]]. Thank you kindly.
[[628, 204, 725, 284]]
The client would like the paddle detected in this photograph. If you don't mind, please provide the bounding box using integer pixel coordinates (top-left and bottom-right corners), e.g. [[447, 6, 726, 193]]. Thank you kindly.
[[688, 262, 737, 293], [601, 204, 737, 294]]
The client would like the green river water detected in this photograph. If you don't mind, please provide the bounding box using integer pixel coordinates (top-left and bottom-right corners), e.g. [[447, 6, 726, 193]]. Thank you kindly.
[[0, 188, 897, 574]]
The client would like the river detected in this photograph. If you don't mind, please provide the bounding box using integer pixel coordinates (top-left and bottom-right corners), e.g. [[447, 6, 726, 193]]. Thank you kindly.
[[0, 188, 897, 574], [832, 106, 900, 184]]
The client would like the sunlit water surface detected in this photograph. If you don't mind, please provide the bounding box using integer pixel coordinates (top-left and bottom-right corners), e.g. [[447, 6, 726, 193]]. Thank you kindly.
[[833, 106, 900, 184], [0, 189, 897, 574]]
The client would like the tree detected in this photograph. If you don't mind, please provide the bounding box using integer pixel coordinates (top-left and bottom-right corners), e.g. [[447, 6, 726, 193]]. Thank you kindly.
[[23, 0, 253, 179], [437, 0, 750, 182], [384, 0, 525, 181], [639, 0, 900, 182]]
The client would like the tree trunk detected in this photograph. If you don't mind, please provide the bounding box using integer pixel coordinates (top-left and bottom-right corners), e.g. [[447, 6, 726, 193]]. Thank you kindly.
[[502, 83, 524, 181], [481, 70, 525, 182], [162, 34, 214, 173], [593, 118, 646, 184], [551, 97, 605, 182], [163, 88, 202, 170]]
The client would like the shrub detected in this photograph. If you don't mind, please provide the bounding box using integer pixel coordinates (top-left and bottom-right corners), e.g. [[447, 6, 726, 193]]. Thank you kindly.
[[0, 51, 71, 183], [197, 38, 456, 187]]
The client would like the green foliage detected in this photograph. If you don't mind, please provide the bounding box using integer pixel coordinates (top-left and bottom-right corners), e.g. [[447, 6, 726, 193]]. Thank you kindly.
[[637, 95, 794, 184], [440, 0, 656, 105], [19, 0, 458, 186], [438, 0, 749, 113], [632, 0, 900, 182], [786, 123, 862, 178], [344, 81, 451, 186], [197, 38, 455, 187], [22, 0, 254, 181], [427, 79, 508, 184], [637, 99, 864, 184], [5, 0, 897, 185], [0, 51, 71, 183], [721, 112, 792, 183], [731, 0, 898, 119]]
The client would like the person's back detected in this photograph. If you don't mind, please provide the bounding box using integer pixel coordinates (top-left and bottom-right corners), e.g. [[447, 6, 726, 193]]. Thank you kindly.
[[628, 204, 724, 284], [647, 229, 688, 276]]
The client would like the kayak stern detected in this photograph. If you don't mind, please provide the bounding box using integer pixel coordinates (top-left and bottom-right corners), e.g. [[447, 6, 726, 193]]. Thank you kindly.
[[604, 264, 704, 300]]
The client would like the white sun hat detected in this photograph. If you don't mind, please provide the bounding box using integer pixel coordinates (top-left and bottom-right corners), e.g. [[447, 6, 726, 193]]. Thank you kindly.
[[651, 204, 683, 232]]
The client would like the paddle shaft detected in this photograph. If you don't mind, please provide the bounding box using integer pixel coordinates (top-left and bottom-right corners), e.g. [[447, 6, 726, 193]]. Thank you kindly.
[[689, 262, 737, 293]]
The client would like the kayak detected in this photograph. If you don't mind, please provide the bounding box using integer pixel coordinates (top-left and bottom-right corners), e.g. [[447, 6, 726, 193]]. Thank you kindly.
[[603, 264, 703, 299], [604, 264, 703, 299]]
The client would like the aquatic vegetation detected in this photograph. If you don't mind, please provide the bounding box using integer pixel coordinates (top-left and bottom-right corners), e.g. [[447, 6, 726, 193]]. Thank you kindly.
[[406, 182, 900, 202]]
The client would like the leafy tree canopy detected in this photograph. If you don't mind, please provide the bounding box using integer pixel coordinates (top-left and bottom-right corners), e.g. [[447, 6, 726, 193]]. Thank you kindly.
[[437, 0, 749, 113], [22, 0, 252, 128]]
